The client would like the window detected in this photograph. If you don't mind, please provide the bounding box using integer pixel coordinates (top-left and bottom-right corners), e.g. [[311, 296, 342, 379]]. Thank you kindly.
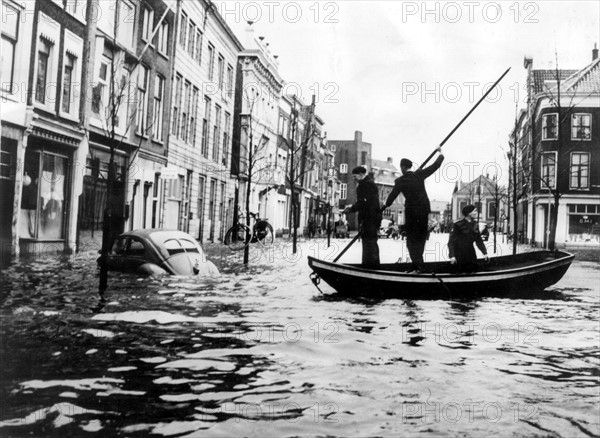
[[195, 29, 202, 63], [213, 105, 221, 161], [570, 152, 589, 189], [541, 152, 556, 189], [172, 74, 182, 136], [542, 113, 558, 140], [1, 1, 19, 93], [201, 97, 210, 157], [571, 114, 591, 140], [187, 21, 195, 57], [152, 75, 164, 141], [226, 64, 233, 97], [207, 43, 215, 81], [136, 65, 149, 135], [157, 21, 168, 55], [181, 80, 190, 141], [222, 112, 230, 164], [61, 53, 76, 113], [92, 58, 108, 114], [340, 183, 347, 200], [190, 87, 199, 145], [217, 54, 224, 90], [361, 151, 367, 165], [179, 11, 187, 47], [66, 0, 86, 22], [340, 163, 348, 174], [97, 0, 116, 36], [142, 7, 154, 42], [117, 0, 135, 49], [35, 38, 52, 103]]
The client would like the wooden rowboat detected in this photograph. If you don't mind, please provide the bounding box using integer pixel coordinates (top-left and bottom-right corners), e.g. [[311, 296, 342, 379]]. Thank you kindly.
[[308, 250, 574, 299]]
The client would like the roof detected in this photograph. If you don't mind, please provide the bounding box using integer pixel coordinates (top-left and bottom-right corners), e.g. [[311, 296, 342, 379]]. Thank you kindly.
[[455, 175, 505, 196], [560, 57, 600, 93], [532, 69, 577, 94], [372, 158, 400, 185]]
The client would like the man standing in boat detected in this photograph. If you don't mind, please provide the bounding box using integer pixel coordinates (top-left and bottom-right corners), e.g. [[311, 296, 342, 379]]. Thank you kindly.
[[448, 204, 489, 272], [343, 166, 382, 268], [382, 147, 444, 273]]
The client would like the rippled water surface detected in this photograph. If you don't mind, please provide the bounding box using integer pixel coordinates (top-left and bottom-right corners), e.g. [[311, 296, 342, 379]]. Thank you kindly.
[[1, 239, 599, 437]]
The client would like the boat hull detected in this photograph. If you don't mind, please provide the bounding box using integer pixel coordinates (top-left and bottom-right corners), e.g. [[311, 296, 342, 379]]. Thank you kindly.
[[308, 250, 574, 299]]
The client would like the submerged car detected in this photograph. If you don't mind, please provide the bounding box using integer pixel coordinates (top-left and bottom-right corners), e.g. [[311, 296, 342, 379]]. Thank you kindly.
[[101, 229, 219, 277]]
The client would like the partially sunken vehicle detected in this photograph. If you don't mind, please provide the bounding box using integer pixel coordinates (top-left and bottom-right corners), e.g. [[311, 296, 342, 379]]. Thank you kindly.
[[101, 229, 219, 277]]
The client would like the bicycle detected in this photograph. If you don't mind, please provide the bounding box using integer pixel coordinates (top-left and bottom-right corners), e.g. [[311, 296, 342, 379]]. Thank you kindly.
[[223, 212, 275, 250]]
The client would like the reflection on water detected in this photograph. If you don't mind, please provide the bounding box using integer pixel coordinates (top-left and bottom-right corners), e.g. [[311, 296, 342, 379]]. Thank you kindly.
[[0, 245, 598, 437]]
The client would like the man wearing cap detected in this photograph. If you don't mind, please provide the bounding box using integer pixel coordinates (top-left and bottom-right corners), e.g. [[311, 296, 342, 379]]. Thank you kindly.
[[343, 166, 381, 267], [448, 204, 489, 272], [382, 147, 444, 272]]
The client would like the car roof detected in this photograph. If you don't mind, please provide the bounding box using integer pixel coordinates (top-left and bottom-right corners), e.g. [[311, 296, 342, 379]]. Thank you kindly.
[[119, 229, 201, 247]]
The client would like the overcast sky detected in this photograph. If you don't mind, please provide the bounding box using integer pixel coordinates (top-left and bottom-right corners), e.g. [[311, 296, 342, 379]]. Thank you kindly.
[[220, 1, 600, 201]]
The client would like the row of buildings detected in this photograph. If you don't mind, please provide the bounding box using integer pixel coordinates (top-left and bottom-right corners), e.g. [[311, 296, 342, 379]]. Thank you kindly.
[[448, 47, 600, 247], [1, 0, 376, 257], [510, 48, 600, 247]]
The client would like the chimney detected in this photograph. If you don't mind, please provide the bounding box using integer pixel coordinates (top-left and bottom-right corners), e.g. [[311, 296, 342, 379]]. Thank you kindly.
[[387, 157, 393, 164], [593, 43, 598, 61], [354, 131, 362, 143]]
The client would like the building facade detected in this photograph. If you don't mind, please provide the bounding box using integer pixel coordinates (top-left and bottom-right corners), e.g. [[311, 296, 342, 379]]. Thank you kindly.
[[515, 49, 600, 247], [166, 0, 242, 243], [451, 175, 507, 228]]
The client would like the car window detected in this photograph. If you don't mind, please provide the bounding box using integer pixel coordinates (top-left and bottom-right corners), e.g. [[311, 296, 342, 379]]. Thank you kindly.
[[112, 238, 127, 254], [125, 238, 146, 257], [180, 238, 200, 253], [164, 239, 186, 256]]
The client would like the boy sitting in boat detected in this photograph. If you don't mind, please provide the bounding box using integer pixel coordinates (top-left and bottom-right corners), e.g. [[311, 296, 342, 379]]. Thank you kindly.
[[448, 204, 489, 273]]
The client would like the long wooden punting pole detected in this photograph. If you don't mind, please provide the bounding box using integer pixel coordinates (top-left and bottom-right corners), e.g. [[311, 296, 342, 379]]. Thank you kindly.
[[418, 67, 511, 170], [333, 67, 511, 264]]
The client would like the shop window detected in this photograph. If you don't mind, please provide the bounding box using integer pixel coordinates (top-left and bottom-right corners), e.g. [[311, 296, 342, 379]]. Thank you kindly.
[[20, 150, 67, 240]]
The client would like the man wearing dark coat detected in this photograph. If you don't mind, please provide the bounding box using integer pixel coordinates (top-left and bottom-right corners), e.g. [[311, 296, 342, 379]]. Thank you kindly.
[[343, 166, 382, 267], [382, 148, 444, 272], [448, 204, 489, 272]]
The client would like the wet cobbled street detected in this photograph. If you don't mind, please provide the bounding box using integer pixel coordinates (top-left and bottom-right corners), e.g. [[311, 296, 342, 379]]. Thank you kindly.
[[1, 237, 599, 437]]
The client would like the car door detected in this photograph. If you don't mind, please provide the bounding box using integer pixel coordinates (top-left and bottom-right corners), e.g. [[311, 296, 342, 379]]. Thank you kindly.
[[121, 237, 149, 272]]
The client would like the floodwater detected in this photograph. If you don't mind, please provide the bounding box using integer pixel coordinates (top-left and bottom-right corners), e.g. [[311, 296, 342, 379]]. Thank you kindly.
[[1, 236, 599, 437]]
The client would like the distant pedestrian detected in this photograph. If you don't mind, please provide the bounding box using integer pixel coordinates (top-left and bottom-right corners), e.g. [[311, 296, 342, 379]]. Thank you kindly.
[[308, 217, 315, 238], [448, 204, 489, 273]]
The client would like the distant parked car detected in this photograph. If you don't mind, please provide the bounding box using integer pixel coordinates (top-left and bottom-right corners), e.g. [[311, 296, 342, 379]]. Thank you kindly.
[[100, 229, 219, 277]]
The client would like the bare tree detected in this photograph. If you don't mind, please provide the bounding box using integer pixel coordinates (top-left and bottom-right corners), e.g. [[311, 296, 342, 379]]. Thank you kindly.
[[238, 87, 273, 264], [84, 0, 164, 293]]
